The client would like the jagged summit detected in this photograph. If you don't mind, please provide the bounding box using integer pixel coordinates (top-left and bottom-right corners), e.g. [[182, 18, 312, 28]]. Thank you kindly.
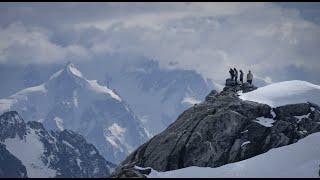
[[111, 80, 320, 178]]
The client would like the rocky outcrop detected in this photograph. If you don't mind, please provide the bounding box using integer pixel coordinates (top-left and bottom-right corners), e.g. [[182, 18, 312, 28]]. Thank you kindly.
[[0, 111, 115, 178], [111, 162, 151, 178], [111, 83, 320, 178], [225, 78, 258, 93], [0, 144, 27, 178]]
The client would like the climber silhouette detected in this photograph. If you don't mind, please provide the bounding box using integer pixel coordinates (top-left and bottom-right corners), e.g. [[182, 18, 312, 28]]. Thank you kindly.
[[247, 70, 253, 84], [239, 70, 244, 84], [229, 68, 234, 81], [234, 68, 238, 85]]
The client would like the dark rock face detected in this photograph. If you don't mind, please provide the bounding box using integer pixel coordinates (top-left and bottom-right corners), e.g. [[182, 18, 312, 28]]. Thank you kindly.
[[273, 103, 311, 119], [0, 144, 27, 178], [111, 162, 151, 178], [111, 84, 320, 178], [0, 111, 114, 178], [0, 112, 26, 141]]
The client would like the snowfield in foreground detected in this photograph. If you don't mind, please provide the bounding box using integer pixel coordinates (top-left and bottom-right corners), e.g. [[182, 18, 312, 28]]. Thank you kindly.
[[146, 132, 320, 178], [239, 80, 320, 107]]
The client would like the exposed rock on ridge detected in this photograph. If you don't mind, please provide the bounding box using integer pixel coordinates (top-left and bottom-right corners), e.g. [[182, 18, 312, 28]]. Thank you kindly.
[[111, 82, 320, 178]]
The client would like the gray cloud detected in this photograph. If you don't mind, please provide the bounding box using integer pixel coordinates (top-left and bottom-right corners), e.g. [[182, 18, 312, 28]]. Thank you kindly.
[[1, 2, 320, 84]]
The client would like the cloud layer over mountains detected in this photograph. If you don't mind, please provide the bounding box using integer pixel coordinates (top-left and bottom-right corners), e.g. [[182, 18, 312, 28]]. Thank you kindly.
[[1, 2, 320, 84]]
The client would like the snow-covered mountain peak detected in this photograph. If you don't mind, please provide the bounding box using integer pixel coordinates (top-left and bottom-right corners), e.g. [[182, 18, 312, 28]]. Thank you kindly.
[[0, 63, 146, 163], [46, 62, 121, 102]]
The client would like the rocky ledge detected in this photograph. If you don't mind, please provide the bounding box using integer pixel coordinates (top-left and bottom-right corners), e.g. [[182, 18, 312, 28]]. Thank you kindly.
[[111, 82, 320, 178]]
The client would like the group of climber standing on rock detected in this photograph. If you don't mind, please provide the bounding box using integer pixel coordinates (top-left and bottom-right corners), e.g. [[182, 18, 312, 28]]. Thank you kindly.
[[229, 68, 253, 85]]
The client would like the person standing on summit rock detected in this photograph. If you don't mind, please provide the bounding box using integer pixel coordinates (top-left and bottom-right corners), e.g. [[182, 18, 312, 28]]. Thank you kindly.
[[229, 68, 234, 80], [247, 70, 253, 84], [239, 70, 244, 84], [234, 68, 238, 84]]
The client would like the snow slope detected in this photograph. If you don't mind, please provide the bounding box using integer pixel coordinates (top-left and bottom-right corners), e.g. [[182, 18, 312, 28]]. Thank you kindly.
[[0, 62, 148, 163], [239, 80, 320, 107], [147, 132, 320, 178], [4, 127, 57, 178]]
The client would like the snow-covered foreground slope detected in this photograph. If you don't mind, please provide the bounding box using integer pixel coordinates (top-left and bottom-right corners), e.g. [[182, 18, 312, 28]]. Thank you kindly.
[[239, 80, 320, 107], [0, 62, 148, 163], [147, 132, 320, 178]]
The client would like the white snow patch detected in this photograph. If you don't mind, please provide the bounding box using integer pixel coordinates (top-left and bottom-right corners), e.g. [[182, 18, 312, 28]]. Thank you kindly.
[[239, 80, 320, 107], [241, 141, 251, 147], [53, 117, 64, 131], [49, 69, 63, 80], [148, 132, 320, 178], [3, 128, 57, 178], [68, 65, 83, 78], [270, 109, 276, 118], [104, 123, 127, 151], [241, 130, 248, 134], [90, 150, 97, 155], [73, 90, 79, 108], [62, 140, 75, 149], [295, 113, 310, 123], [16, 84, 47, 95], [87, 80, 122, 102], [109, 123, 126, 137], [254, 117, 275, 127], [76, 158, 82, 170], [105, 136, 120, 149]]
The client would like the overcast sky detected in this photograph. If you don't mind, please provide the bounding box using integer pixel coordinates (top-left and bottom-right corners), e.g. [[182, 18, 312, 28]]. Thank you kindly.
[[1, 2, 320, 84]]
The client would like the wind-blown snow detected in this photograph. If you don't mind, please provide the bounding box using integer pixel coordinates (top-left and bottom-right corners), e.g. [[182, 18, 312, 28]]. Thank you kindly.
[[0, 84, 47, 112], [147, 132, 320, 178], [182, 96, 201, 105], [3, 128, 57, 178], [239, 80, 320, 107], [16, 84, 47, 95], [87, 80, 121, 102]]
